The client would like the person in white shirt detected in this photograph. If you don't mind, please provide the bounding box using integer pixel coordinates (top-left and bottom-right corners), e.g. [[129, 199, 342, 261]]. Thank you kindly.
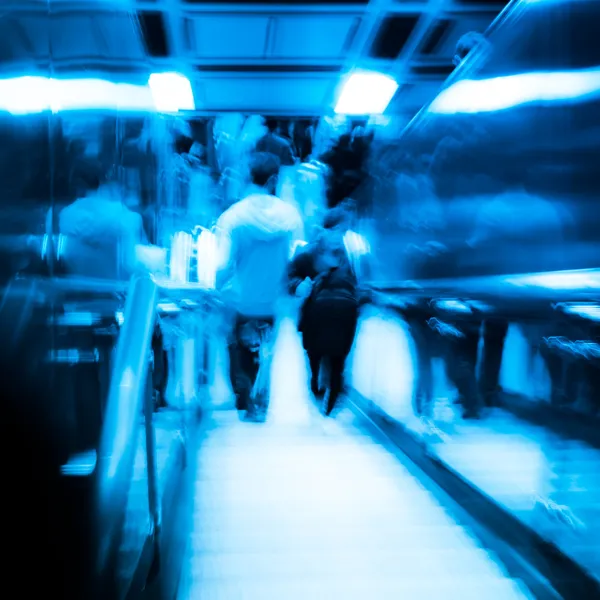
[[215, 152, 304, 421]]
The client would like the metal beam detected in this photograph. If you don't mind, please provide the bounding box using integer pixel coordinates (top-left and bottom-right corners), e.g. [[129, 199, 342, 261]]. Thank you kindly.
[[322, 0, 397, 111], [161, 0, 188, 69], [387, 0, 449, 98]]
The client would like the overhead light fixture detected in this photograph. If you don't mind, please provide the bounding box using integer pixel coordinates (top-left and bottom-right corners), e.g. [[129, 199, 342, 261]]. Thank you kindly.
[[334, 71, 398, 116], [430, 67, 600, 114], [148, 72, 195, 113], [0, 72, 195, 115], [0, 76, 154, 114]]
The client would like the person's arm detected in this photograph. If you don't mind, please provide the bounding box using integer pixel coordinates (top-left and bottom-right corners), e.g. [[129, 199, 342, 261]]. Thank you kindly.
[[289, 211, 307, 257], [214, 212, 235, 291], [288, 248, 315, 296], [282, 140, 296, 166]]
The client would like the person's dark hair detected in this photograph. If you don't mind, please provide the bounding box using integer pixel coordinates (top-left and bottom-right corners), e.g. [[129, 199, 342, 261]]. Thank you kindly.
[[265, 118, 279, 133], [323, 205, 349, 230], [70, 159, 104, 194], [337, 134, 352, 149], [174, 134, 194, 155], [249, 152, 281, 187]]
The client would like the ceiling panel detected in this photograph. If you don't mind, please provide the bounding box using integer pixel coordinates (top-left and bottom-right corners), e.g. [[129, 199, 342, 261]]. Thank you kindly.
[[404, 79, 442, 105], [183, 0, 369, 5], [188, 15, 270, 58], [51, 14, 145, 61], [194, 75, 334, 113], [424, 15, 495, 59], [389, 79, 442, 112], [0, 17, 49, 64], [271, 15, 358, 59]]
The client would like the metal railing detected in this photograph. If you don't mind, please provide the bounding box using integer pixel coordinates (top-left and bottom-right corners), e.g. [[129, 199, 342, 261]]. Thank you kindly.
[[369, 268, 600, 321], [95, 275, 159, 581]]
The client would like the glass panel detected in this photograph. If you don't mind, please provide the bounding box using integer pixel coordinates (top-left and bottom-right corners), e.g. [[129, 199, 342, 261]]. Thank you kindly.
[[366, 0, 600, 283], [360, 0, 600, 587]]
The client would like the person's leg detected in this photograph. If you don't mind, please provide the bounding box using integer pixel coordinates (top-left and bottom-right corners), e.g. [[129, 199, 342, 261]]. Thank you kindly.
[[325, 355, 346, 416], [409, 319, 434, 417], [446, 327, 481, 419], [306, 347, 323, 398], [252, 319, 275, 419], [228, 317, 257, 412], [479, 319, 509, 406]]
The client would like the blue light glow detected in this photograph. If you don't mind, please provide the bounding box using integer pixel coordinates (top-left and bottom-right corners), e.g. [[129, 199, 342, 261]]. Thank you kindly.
[[0, 76, 154, 114], [430, 67, 600, 114], [505, 270, 600, 290], [434, 299, 472, 314], [0, 72, 195, 114], [61, 450, 97, 477], [560, 304, 600, 322], [148, 72, 195, 113], [335, 71, 399, 116]]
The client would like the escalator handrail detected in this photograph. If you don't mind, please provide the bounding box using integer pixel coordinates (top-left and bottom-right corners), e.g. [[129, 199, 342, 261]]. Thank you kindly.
[[95, 274, 159, 576], [369, 268, 600, 302], [10, 273, 218, 298]]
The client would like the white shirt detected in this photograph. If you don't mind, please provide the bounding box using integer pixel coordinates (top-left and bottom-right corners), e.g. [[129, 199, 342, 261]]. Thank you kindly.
[[216, 190, 304, 317]]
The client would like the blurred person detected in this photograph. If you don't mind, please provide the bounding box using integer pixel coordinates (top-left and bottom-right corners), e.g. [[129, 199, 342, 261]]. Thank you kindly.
[[256, 118, 296, 166], [465, 170, 567, 406], [293, 120, 315, 163], [453, 31, 489, 67], [402, 173, 482, 418], [57, 161, 147, 280], [215, 152, 304, 421], [288, 206, 366, 416], [321, 134, 365, 208]]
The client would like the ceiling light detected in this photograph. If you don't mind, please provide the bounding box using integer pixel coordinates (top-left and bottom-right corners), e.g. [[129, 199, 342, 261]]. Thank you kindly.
[[334, 71, 398, 116], [148, 72, 195, 113], [430, 67, 600, 114]]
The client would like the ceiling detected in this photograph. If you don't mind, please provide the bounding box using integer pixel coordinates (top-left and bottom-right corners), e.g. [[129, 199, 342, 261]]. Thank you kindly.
[[0, 0, 510, 117]]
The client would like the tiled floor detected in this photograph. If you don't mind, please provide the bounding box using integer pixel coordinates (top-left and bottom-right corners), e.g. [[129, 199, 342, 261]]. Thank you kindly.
[[177, 319, 529, 600], [350, 306, 600, 582]]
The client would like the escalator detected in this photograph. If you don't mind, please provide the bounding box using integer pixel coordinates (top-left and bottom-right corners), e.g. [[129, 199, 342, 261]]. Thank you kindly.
[[177, 402, 530, 600], [0, 276, 570, 600]]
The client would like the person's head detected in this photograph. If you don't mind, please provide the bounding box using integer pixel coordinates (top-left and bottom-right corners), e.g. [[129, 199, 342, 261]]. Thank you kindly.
[[337, 133, 352, 150], [174, 134, 194, 155], [71, 159, 102, 196], [249, 152, 281, 194], [453, 31, 488, 66], [264, 118, 279, 134], [71, 158, 123, 197], [323, 204, 351, 232]]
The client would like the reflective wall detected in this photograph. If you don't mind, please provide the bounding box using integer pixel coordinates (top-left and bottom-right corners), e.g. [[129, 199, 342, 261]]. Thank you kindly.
[[353, 0, 600, 587], [365, 0, 600, 283], [0, 3, 166, 597]]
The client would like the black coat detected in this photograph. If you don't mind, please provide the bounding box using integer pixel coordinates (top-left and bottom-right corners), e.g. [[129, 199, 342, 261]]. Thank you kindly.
[[288, 244, 359, 355]]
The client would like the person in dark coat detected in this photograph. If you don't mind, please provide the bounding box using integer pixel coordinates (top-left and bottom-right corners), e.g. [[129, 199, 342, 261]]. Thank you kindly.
[[256, 118, 296, 166], [288, 207, 360, 416]]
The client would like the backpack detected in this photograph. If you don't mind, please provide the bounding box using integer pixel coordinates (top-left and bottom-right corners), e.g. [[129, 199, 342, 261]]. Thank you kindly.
[[299, 243, 357, 332]]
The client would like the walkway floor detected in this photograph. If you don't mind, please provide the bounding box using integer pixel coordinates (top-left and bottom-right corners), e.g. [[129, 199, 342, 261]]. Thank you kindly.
[[178, 319, 529, 600]]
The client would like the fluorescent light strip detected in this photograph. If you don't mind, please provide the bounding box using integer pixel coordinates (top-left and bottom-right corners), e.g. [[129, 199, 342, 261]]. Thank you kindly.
[[149, 72, 195, 113], [430, 66, 600, 114], [0, 72, 194, 115], [335, 71, 399, 116]]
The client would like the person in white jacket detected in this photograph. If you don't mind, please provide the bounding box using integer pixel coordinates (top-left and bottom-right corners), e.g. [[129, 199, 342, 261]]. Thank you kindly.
[[215, 152, 304, 421]]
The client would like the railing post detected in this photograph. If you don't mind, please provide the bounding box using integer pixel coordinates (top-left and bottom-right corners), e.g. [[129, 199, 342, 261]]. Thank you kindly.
[[144, 360, 161, 579]]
